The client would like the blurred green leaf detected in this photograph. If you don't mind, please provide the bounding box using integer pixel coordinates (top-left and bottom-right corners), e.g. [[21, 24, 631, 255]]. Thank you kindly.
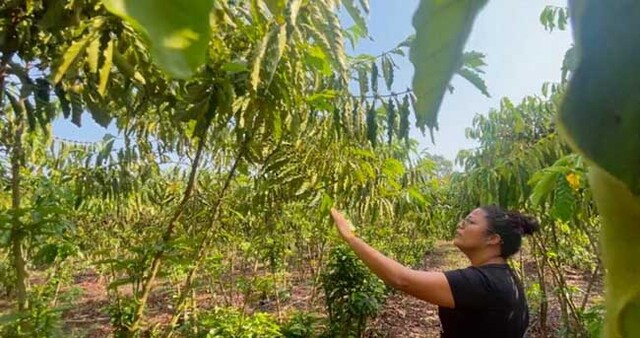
[[103, 0, 213, 79], [410, 0, 488, 137]]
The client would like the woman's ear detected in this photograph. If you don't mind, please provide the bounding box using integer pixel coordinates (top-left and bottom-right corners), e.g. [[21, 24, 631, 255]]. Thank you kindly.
[[486, 233, 502, 246]]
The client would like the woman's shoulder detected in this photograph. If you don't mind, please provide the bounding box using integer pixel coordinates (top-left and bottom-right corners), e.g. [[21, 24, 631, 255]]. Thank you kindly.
[[450, 263, 510, 276], [449, 264, 515, 294]]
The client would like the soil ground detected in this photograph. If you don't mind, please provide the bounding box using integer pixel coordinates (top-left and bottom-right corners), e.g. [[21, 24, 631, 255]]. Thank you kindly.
[[1, 241, 602, 337]]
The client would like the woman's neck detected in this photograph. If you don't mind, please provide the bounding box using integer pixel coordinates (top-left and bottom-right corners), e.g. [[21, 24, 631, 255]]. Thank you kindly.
[[468, 252, 506, 267]]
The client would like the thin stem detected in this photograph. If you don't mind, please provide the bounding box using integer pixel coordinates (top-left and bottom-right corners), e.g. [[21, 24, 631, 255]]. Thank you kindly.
[[359, 88, 413, 100], [164, 150, 243, 337], [348, 45, 406, 68], [580, 263, 600, 312], [128, 130, 209, 336]]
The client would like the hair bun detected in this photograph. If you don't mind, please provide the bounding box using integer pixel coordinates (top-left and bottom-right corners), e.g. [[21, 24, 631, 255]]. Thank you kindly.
[[508, 212, 540, 236]]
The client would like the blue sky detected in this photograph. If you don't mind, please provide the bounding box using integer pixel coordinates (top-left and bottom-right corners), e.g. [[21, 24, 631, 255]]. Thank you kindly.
[[53, 1, 573, 161]]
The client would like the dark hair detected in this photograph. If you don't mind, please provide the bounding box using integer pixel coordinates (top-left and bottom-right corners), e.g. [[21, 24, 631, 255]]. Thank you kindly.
[[481, 205, 540, 258]]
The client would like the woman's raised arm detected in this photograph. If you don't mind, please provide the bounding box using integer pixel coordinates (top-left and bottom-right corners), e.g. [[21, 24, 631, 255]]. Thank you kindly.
[[330, 208, 455, 308]]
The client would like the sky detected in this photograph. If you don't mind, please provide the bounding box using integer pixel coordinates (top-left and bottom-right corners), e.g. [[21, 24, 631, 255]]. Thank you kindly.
[[348, 0, 573, 161], [53, 1, 573, 161]]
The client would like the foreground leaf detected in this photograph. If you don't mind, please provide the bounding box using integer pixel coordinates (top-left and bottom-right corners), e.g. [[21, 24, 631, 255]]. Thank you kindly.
[[560, 2, 640, 337], [589, 167, 640, 338], [560, 0, 640, 196], [102, 0, 213, 79], [410, 0, 488, 137]]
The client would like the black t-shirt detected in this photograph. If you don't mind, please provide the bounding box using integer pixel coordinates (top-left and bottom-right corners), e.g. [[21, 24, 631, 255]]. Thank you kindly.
[[438, 264, 529, 338]]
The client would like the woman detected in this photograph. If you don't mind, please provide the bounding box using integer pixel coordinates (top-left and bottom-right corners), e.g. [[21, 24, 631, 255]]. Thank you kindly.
[[330, 205, 539, 337]]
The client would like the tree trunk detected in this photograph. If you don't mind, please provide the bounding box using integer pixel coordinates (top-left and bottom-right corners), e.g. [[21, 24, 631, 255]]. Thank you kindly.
[[11, 118, 29, 312]]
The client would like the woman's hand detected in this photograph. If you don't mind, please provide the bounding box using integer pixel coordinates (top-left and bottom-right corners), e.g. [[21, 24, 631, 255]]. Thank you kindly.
[[330, 208, 355, 241]]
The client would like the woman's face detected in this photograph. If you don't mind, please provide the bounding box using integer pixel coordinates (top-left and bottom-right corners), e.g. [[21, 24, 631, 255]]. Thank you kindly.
[[453, 208, 497, 252]]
